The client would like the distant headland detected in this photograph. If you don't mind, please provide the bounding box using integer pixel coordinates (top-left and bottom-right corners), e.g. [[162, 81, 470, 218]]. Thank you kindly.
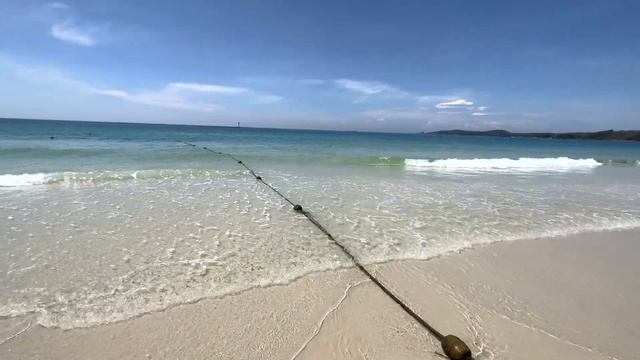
[[425, 129, 640, 142]]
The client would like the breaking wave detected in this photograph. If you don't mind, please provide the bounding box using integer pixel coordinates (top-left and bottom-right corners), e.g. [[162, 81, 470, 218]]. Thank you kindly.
[[1, 157, 637, 188], [0, 169, 243, 187], [405, 157, 604, 173]]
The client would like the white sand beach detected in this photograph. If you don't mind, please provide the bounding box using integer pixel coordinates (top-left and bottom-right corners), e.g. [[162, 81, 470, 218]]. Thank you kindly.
[[2, 228, 638, 360]]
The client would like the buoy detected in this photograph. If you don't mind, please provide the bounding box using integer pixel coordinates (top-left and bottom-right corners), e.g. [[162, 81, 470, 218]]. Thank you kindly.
[[293, 204, 303, 212], [256, 176, 262, 180], [238, 160, 242, 164], [441, 335, 472, 360]]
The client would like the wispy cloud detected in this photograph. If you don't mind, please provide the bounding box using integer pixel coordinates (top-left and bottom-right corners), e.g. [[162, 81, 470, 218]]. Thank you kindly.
[[362, 108, 431, 122], [92, 86, 220, 112], [93, 82, 282, 112], [51, 22, 96, 46], [334, 79, 410, 98], [360, 105, 516, 132], [252, 77, 472, 111], [46, 2, 70, 10], [0, 55, 88, 89], [415, 95, 456, 103], [44, 3, 101, 46], [435, 99, 474, 109], [253, 94, 284, 104], [1, 55, 284, 113], [166, 82, 249, 94], [168, 81, 283, 104], [472, 106, 490, 116]]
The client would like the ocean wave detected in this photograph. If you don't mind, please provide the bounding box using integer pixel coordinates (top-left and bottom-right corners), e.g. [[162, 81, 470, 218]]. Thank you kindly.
[[329, 156, 637, 169], [1, 157, 635, 188], [404, 157, 604, 173], [0, 173, 54, 187], [0, 169, 243, 187]]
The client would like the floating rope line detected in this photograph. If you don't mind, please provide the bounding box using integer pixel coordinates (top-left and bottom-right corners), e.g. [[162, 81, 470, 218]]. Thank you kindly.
[[181, 141, 473, 360]]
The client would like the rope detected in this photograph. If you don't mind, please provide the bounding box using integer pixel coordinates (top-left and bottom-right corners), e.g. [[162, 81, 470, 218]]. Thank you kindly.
[[181, 141, 473, 359]]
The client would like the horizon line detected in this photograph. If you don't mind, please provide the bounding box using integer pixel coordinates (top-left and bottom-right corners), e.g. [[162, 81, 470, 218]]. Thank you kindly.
[[1, 117, 637, 135]]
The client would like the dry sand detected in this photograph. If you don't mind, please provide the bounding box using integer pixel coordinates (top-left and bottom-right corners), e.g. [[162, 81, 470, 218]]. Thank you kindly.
[[1, 228, 638, 360]]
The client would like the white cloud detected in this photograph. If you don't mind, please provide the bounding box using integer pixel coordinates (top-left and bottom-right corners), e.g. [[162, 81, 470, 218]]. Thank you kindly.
[[362, 108, 432, 121], [46, 2, 70, 9], [1, 56, 283, 113], [472, 106, 490, 116], [92, 89, 128, 98], [415, 95, 454, 103], [92, 82, 282, 112], [0, 56, 89, 89], [51, 22, 96, 46], [435, 99, 474, 109], [360, 106, 508, 132], [44, 3, 102, 47], [166, 82, 249, 94], [334, 79, 410, 98], [92, 88, 220, 112], [253, 94, 284, 104]]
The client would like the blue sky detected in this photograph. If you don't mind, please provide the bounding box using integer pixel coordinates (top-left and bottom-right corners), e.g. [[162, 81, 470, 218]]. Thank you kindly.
[[0, 0, 638, 132]]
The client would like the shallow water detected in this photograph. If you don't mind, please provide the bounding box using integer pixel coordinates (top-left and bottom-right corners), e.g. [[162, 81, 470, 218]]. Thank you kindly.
[[1, 118, 640, 328]]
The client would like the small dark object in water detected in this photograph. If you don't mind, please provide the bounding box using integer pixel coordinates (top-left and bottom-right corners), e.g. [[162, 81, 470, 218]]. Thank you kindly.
[[50, 136, 55, 139], [441, 335, 472, 360], [237, 160, 242, 164], [256, 176, 262, 180], [293, 204, 303, 212]]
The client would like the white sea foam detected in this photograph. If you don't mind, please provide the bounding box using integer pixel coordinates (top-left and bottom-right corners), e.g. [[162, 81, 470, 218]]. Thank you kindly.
[[0, 173, 56, 187], [0, 169, 243, 188], [405, 157, 602, 173]]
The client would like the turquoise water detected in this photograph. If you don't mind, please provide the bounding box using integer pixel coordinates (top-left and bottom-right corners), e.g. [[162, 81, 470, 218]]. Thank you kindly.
[[1, 118, 640, 329], [2, 118, 640, 175]]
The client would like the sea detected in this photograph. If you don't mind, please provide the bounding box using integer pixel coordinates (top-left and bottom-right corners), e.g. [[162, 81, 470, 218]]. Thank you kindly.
[[1, 118, 640, 329]]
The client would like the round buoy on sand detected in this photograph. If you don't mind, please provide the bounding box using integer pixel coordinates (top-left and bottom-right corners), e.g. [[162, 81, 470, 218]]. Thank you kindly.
[[441, 335, 472, 360]]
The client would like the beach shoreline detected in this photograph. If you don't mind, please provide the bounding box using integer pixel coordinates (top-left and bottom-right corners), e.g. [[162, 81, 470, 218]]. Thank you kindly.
[[2, 227, 638, 359]]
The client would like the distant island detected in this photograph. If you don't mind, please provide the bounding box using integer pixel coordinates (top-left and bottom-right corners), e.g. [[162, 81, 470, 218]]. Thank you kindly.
[[426, 129, 640, 142]]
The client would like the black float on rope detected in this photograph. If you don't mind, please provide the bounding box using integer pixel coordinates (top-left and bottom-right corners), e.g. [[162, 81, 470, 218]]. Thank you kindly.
[[441, 335, 472, 360], [181, 141, 474, 360]]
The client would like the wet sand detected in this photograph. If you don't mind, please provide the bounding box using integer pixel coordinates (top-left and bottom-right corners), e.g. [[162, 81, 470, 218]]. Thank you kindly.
[[1, 228, 638, 360]]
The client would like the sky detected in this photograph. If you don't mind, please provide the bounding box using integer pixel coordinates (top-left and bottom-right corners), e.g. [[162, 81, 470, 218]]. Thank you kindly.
[[0, 0, 638, 132]]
